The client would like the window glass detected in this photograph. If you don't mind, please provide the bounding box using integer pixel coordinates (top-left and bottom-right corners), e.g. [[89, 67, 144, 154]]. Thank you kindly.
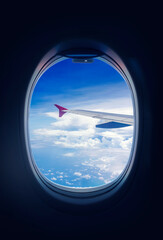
[[29, 58, 134, 190]]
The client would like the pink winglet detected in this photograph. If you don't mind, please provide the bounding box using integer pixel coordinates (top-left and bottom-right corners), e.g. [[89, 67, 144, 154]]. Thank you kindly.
[[54, 104, 68, 117]]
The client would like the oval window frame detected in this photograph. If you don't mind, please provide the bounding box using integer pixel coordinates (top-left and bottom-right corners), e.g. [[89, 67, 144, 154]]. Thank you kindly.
[[24, 41, 139, 204]]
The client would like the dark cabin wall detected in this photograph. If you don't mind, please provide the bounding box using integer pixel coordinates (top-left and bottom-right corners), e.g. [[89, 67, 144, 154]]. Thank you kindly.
[[0, 13, 160, 239]]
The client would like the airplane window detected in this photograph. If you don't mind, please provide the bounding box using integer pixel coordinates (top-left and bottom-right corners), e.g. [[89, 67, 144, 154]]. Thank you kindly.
[[28, 56, 135, 192]]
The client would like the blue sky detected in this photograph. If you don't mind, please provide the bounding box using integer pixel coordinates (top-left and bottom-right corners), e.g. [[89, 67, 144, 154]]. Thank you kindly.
[[29, 58, 134, 189]]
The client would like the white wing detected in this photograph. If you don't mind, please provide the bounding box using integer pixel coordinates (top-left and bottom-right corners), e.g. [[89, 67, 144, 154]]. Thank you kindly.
[[54, 104, 134, 128]]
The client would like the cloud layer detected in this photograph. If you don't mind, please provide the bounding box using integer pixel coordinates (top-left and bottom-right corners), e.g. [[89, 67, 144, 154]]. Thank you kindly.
[[30, 106, 134, 187]]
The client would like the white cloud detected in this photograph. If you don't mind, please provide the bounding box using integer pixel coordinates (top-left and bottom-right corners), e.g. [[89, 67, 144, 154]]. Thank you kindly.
[[56, 171, 63, 175], [73, 172, 91, 180], [45, 111, 99, 130], [74, 172, 82, 176], [33, 127, 95, 138], [99, 176, 104, 180], [82, 174, 91, 179], [45, 112, 58, 119], [52, 115, 98, 130], [51, 177, 57, 181], [54, 136, 101, 149], [65, 181, 73, 185], [57, 175, 63, 178], [63, 152, 75, 157], [120, 137, 133, 150]]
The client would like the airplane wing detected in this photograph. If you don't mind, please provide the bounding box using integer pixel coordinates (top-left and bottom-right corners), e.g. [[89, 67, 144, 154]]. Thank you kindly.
[[54, 104, 134, 128]]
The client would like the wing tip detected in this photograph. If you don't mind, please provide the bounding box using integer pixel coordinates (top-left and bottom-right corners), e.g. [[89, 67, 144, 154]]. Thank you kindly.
[[54, 104, 68, 117]]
